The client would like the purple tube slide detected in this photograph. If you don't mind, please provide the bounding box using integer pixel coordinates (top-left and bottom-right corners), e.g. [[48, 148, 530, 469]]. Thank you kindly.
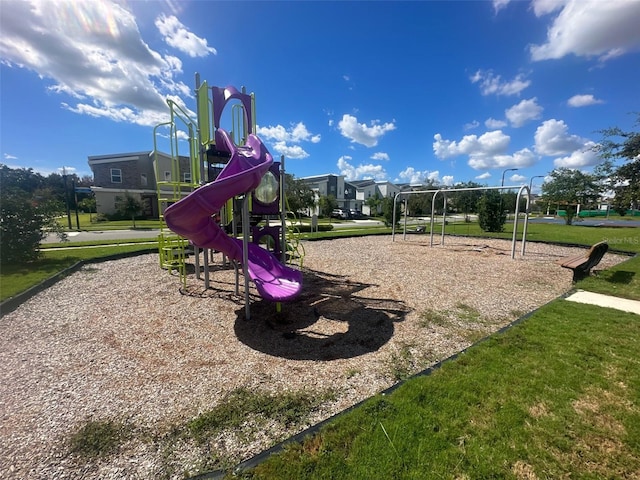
[[163, 129, 302, 302]]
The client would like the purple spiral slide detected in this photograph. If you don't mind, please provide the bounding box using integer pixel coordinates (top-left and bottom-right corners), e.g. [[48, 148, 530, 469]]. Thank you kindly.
[[163, 129, 302, 302]]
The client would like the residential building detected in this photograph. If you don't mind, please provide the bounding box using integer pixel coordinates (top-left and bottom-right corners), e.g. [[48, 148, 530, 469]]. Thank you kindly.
[[375, 180, 402, 199], [88, 151, 190, 217]]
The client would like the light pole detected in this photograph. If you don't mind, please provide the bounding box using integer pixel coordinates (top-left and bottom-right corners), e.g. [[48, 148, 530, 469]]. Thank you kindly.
[[61, 167, 72, 229], [500, 168, 519, 219], [501, 168, 519, 187], [528, 175, 545, 192]]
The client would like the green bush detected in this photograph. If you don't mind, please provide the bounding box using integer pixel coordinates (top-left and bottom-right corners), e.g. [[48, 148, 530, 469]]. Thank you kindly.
[[477, 191, 507, 232], [0, 188, 64, 264]]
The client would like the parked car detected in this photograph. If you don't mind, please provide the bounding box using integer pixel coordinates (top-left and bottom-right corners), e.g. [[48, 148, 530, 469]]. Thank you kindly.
[[349, 209, 363, 219], [331, 208, 347, 219]]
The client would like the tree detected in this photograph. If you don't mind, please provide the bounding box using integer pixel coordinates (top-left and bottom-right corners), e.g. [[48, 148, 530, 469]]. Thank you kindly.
[[541, 168, 602, 225], [477, 190, 507, 232], [596, 117, 640, 213], [0, 165, 66, 264], [318, 194, 337, 218], [382, 196, 401, 227], [406, 192, 431, 216], [115, 193, 142, 228], [449, 181, 484, 221], [365, 192, 382, 216], [501, 191, 528, 214], [284, 174, 315, 215]]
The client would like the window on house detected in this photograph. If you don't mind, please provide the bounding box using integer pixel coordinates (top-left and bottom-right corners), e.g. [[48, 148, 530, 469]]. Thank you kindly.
[[164, 171, 171, 181], [140, 173, 147, 186], [110, 168, 122, 183], [183, 172, 191, 183]]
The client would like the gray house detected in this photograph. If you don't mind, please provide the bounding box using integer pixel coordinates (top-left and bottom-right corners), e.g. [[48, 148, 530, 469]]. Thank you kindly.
[[88, 151, 190, 217]]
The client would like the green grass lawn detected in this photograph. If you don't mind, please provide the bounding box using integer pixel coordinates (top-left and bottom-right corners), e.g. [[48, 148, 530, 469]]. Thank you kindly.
[[57, 213, 162, 231], [242, 298, 640, 480], [0, 244, 155, 301], [577, 254, 640, 301], [410, 220, 640, 254]]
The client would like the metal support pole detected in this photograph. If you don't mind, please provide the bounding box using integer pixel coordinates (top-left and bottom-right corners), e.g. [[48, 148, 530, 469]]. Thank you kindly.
[[195, 246, 201, 280], [62, 169, 72, 229], [429, 190, 442, 247], [511, 185, 531, 258], [391, 193, 398, 241], [73, 180, 80, 230], [441, 194, 447, 245], [280, 155, 286, 263], [242, 194, 251, 320], [195, 73, 211, 289], [403, 197, 408, 240]]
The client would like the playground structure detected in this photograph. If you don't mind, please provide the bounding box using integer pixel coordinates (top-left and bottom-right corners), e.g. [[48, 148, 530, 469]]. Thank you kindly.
[[153, 75, 303, 319], [392, 185, 532, 258]]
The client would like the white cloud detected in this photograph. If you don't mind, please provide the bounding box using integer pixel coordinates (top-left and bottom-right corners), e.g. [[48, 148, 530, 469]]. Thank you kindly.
[[398, 168, 454, 186], [464, 120, 480, 130], [371, 152, 390, 161], [470, 70, 531, 96], [467, 147, 537, 170], [567, 94, 604, 107], [505, 97, 543, 127], [531, 0, 564, 16], [476, 172, 491, 180], [155, 14, 217, 57], [337, 156, 386, 181], [530, 0, 640, 62], [493, 0, 511, 13], [485, 117, 507, 129], [3, 153, 18, 160], [534, 119, 589, 156], [256, 122, 319, 159], [338, 114, 396, 147], [442, 176, 454, 187], [510, 174, 528, 183], [553, 142, 601, 168], [257, 122, 319, 143], [0, 0, 193, 127], [271, 142, 309, 160], [434, 130, 536, 171], [398, 167, 432, 184], [433, 130, 511, 159]]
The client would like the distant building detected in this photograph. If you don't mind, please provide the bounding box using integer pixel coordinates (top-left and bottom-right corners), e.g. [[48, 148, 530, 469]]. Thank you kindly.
[[88, 150, 434, 219], [88, 151, 190, 217]]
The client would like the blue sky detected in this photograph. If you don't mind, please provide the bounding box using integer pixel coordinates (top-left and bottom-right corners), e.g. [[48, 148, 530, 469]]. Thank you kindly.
[[1, 0, 639, 191]]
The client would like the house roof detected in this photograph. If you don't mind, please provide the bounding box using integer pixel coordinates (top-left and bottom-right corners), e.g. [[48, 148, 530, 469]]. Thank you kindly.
[[348, 179, 376, 188], [299, 173, 340, 182], [87, 151, 152, 163]]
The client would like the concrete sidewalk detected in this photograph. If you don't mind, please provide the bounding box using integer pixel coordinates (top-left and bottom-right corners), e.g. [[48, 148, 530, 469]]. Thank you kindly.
[[566, 290, 640, 315]]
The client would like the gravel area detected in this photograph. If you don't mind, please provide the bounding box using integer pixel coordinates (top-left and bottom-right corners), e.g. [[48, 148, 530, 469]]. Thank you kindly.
[[0, 235, 626, 479]]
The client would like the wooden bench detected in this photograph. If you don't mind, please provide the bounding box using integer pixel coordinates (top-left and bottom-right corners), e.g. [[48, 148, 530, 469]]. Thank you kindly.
[[557, 241, 609, 282]]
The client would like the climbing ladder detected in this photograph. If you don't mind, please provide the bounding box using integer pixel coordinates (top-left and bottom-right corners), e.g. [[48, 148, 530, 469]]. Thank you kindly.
[[153, 100, 201, 287]]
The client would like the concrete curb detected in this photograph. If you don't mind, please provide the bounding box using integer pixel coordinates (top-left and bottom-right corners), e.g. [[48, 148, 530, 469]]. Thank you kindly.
[[566, 290, 640, 315]]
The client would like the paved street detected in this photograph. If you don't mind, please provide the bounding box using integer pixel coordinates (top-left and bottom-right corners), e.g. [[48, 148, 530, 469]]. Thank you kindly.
[[43, 229, 161, 244]]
